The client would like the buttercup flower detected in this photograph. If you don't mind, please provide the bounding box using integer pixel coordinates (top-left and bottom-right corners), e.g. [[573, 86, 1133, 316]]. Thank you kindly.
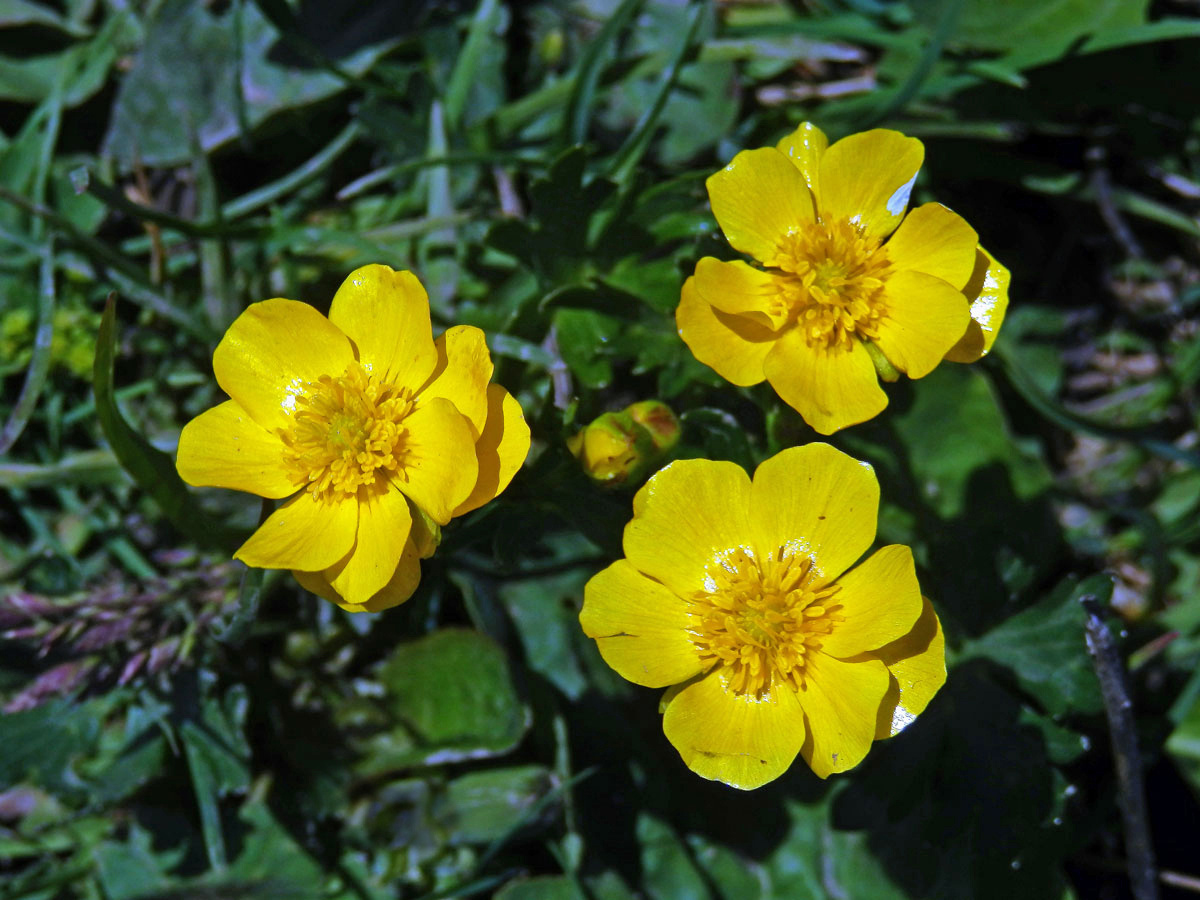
[[678, 121, 1009, 434], [177, 265, 530, 613], [579, 443, 945, 789]]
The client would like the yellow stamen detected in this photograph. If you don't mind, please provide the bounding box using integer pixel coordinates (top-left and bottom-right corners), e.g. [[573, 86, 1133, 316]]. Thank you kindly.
[[766, 219, 892, 351], [688, 547, 843, 697], [280, 362, 414, 501]]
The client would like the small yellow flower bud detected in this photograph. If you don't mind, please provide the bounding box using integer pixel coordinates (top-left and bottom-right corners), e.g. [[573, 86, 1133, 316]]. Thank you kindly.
[[568, 411, 656, 485], [625, 400, 681, 454]]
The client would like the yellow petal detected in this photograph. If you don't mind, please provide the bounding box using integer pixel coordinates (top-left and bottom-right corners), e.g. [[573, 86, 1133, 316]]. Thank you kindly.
[[693, 258, 789, 330], [418, 326, 494, 438], [818, 129, 924, 241], [706, 147, 815, 264], [624, 458, 754, 599], [749, 443, 879, 586], [885, 203, 978, 291], [327, 264, 439, 390], [874, 596, 946, 739], [944, 246, 1011, 364], [775, 121, 828, 192], [453, 383, 530, 517], [580, 560, 704, 688], [820, 545, 923, 658], [677, 275, 775, 387], [396, 397, 478, 525], [294, 542, 423, 613], [874, 270, 972, 379], [235, 490, 357, 571], [799, 651, 890, 778], [326, 482, 414, 606], [762, 329, 887, 434], [213, 299, 355, 433], [176, 400, 298, 498], [662, 670, 807, 790]]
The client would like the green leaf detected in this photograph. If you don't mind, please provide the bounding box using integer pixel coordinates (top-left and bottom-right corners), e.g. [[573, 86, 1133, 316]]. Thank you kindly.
[[636, 813, 710, 900], [93, 296, 241, 550], [961, 575, 1108, 716], [360, 628, 529, 773], [435, 765, 557, 846], [0, 698, 101, 794]]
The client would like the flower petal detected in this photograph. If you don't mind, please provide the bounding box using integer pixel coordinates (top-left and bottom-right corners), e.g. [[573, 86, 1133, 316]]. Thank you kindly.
[[235, 490, 357, 571], [944, 246, 1011, 364], [885, 202, 978, 291], [820, 545, 923, 658], [706, 147, 815, 263], [662, 670, 807, 790], [749, 443, 879, 586], [294, 542, 423, 613], [418, 325, 493, 438], [818, 129, 924, 241], [326, 482, 414, 606], [580, 560, 704, 688], [677, 276, 775, 387], [775, 121, 828, 192], [874, 270, 972, 379], [693, 258, 789, 330], [213, 299, 355, 433], [799, 651, 890, 778], [762, 328, 887, 434], [396, 397, 478, 525], [453, 383, 530, 517], [624, 458, 754, 599], [327, 264, 438, 390], [874, 596, 946, 739], [176, 400, 298, 498]]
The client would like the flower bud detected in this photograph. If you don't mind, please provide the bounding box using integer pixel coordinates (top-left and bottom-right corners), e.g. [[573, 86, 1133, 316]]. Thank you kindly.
[[568, 411, 657, 485], [625, 400, 681, 453]]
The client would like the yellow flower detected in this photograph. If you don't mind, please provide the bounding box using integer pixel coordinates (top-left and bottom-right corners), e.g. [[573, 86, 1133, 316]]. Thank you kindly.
[[176, 265, 531, 613], [579, 443, 945, 789], [677, 121, 1009, 434]]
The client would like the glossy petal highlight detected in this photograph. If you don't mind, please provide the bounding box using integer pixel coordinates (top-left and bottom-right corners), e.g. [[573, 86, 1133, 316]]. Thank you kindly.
[[945, 246, 1011, 363], [775, 121, 828, 191], [580, 561, 704, 688], [213, 299, 355, 433], [176, 400, 298, 498], [663, 671, 807, 790], [818, 129, 924, 240], [875, 596, 946, 739]]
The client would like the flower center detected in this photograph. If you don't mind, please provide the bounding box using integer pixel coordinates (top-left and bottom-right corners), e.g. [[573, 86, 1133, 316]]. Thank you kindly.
[[688, 547, 843, 697], [280, 362, 414, 501], [769, 219, 892, 351]]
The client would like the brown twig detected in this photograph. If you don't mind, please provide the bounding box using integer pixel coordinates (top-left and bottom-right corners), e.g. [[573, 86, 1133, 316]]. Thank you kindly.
[[1081, 594, 1159, 900]]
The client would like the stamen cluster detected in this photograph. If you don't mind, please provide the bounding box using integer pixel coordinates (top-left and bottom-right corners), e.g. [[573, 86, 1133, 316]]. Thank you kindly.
[[280, 362, 414, 501], [689, 547, 843, 697], [770, 220, 892, 351]]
